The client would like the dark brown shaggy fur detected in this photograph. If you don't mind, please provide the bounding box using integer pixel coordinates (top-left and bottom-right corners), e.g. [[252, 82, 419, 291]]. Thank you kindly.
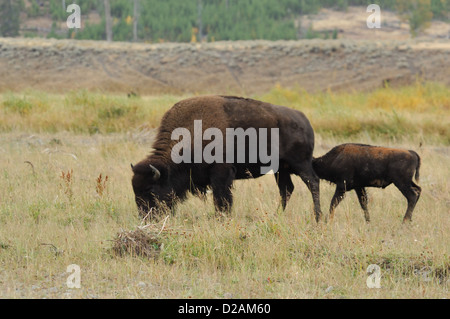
[[132, 95, 322, 221]]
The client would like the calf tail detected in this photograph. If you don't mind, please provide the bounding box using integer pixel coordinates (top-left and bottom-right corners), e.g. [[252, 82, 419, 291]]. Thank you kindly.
[[409, 150, 421, 183]]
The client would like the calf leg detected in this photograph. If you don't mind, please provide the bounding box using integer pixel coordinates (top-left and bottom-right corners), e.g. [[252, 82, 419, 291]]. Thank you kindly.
[[411, 181, 422, 206], [395, 182, 421, 223], [210, 164, 236, 214], [355, 187, 370, 223], [290, 161, 322, 222], [330, 185, 346, 220], [275, 168, 294, 210]]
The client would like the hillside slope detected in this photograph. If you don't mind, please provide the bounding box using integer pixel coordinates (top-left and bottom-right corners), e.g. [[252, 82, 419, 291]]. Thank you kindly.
[[0, 37, 449, 95]]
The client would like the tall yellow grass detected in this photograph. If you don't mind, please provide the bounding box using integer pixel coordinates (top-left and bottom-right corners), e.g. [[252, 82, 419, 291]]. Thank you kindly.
[[1, 82, 449, 143]]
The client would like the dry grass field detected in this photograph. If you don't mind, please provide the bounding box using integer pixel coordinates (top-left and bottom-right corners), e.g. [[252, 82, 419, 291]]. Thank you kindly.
[[0, 84, 449, 298]]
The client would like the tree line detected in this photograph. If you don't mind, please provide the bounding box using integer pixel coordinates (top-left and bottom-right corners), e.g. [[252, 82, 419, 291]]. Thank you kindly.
[[0, 0, 448, 41]]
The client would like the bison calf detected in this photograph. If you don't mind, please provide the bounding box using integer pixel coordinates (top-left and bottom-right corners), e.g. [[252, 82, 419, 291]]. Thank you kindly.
[[312, 143, 421, 223]]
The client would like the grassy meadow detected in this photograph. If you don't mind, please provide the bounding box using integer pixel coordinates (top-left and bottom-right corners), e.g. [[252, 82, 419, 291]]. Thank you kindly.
[[0, 83, 449, 298]]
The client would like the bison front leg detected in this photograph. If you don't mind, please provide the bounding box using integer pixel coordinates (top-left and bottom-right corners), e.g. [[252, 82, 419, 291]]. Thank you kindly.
[[355, 187, 370, 223], [330, 185, 346, 221], [210, 164, 236, 214]]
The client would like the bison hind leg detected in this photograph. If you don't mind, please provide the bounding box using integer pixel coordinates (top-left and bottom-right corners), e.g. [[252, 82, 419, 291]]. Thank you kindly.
[[290, 161, 322, 222], [330, 184, 346, 221], [411, 181, 422, 200], [275, 168, 294, 210], [395, 181, 421, 223]]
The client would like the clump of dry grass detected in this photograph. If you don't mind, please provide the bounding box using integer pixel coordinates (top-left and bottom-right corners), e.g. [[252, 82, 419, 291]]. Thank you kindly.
[[111, 227, 162, 258], [110, 216, 169, 258]]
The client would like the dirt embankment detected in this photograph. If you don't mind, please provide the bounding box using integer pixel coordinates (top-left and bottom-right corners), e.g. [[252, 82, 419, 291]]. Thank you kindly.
[[0, 37, 449, 95]]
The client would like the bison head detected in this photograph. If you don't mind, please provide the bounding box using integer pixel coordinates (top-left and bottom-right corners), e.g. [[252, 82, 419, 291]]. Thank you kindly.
[[131, 162, 174, 218]]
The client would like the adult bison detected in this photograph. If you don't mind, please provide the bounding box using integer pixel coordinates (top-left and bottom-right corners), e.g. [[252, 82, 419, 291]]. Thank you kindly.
[[312, 143, 421, 223], [131, 95, 322, 221]]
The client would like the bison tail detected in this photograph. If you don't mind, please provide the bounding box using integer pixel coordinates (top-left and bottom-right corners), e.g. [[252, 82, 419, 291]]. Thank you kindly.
[[410, 150, 421, 183]]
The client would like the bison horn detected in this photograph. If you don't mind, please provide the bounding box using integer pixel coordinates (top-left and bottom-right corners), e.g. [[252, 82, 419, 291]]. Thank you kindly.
[[149, 164, 161, 181], [130, 163, 134, 170]]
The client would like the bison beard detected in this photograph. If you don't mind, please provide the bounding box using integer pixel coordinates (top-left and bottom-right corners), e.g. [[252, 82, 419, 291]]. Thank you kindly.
[[131, 95, 322, 221], [312, 143, 421, 223]]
